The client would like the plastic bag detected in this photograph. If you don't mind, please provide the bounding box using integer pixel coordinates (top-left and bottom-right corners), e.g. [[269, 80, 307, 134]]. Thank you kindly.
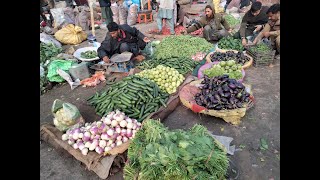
[[40, 32, 62, 48], [52, 99, 85, 132], [118, 4, 128, 25], [56, 69, 81, 90], [54, 24, 87, 45], [47, 60, 76, 82], [50, 8, 67, 28], [111, 3, 120, 24], [63, 7, 76, 24], [127, 4, 138, 26]]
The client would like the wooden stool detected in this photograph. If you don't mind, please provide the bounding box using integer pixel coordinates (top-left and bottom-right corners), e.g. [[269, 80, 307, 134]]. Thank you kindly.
[[137, 10, 153, 24]]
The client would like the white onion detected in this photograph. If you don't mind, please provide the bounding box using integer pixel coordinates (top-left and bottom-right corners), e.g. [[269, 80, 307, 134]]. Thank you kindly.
[[122, 137, 129, 143], [107, 140, 113, 146], [107, 129, 115, 136], [99, 140, 107, 148], [111, 120, 118, 127], [90, 126, 98, 135], [84, 141, 91, 148], [132, 123, 137, 130], [83, 135, 90, 142], [126, 118, 132, 123], [115, 127, 121, 134], [120, 120, 127, 128], [81, 148, 89, 155], [78, 143, 85, 150], [137, 122, 142, 127], [104, 146, 112, 152], [96, 121, 102, 127], [92, 139, 99, 145], [127, 122, 133, 129], [73, 143, 79, 149], [78, 133, 84, 139], [116, 140, 123, 146], [68, 140, 74, 145], [85, 123, 89, 126], [94, 135, 100, 140], [120, 129, 127, 136], [104, 117, 112, 125], [133, 119, 138, 124], [95, 146, 104, 154], [74, 128, 81, 134], [84, 131, 91, 138], [127, 129, 132, 135], [76, 139, 83, 144], [101, 133, 109, 140], [72, 132, 79, 140], [62, 134, 68, 141], [110, 143, 116, 148], [116, 136, 122, 141], [89, 142, 98, 151]]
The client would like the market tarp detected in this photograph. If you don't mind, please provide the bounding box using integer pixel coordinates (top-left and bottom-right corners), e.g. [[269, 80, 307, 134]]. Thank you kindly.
[[47, 60, 75, 82]]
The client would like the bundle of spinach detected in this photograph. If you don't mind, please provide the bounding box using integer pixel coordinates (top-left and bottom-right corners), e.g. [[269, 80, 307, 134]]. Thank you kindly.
[[218, 36, 243, 52], [124, 119, 229, 180], [154, 35, 212, 60], [40, 42, 62, 65]]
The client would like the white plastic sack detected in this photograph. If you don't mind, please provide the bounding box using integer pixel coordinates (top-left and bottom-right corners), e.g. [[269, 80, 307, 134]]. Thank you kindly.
[[118, 4, 128, 25], [50, 8, 67, 28], [111, 3, 120, 24], [40, 32, 62, 48], [127, 4, 138, 26]]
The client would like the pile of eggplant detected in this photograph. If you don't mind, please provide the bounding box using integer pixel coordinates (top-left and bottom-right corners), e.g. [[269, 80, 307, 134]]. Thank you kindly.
[[194, 75, 251, 110], [210, 51, 250, 65]]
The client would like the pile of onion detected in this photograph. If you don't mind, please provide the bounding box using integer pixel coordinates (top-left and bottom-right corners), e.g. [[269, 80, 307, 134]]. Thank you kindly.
[[61, 110, 142, 156]]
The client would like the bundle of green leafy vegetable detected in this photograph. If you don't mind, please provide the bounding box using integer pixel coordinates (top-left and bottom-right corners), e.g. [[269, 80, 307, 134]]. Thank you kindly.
[[224, 14, 240, 28], [80, 50, 98, 59], [40, 42, 62, 65], [124, 119, 229, 180], [154, 35, 212, 60], [218, 37, 243, 52], [40, 42, 62, 95], [249, 43, 272, 53]]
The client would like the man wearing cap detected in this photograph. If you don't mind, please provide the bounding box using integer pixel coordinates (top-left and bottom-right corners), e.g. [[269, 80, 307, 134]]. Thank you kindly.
[[97, 22, 151, 63]]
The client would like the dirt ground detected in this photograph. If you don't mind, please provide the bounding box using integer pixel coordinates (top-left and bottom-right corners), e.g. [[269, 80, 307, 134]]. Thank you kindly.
[[40, 22, 280, 180]]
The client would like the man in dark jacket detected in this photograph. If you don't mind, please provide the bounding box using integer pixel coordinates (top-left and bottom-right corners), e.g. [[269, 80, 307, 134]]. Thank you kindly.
[[233, 1, 268, 46], [98, 22, 151, 63], [99, 0, 113, 25]]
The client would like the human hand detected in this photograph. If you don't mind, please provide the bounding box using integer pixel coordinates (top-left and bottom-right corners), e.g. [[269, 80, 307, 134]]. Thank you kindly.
[[242, 38, 247, 46], [263, 31, 270, 38], [103, 56, 110, 63], [254, 25, 263, 32], [143, 37, 151, 43], [228, 28, 233, 34]]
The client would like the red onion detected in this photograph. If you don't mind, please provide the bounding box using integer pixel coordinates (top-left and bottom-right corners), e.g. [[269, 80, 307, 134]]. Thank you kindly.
[[74, 128, 81, 134], [126, 118, 133, 123], [137, 122, 142, 127], [115, 127, 121, 134], [90, 126, 98, 135], [83, 135, 90, 142], [107, 140, 114, 146], [78, 142, 85, 150], [104, 146, 112, 152], [101, 133, 109, 140], [73, 143, 79, 149], [72, 132, 79, 140], [132, 123, 137, 130], [110, 143, 116, 148], [84, 132, 91, 138], [94, 135, 101, 140]]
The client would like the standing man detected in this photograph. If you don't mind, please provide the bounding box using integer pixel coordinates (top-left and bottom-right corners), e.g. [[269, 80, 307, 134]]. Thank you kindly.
[[97, 22, 151, 63], [233, 1, 268, 46], [253, 3, 280, 53], [98, 0, 113, 25], [185, 5, 232, 42], [156, 0, 175, 35]]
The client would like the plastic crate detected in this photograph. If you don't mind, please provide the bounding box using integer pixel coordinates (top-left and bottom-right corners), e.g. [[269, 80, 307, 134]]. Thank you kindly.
[[246, 47, 276, 67]]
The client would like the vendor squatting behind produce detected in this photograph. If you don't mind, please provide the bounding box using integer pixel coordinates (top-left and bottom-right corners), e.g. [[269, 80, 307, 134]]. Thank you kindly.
[[97, 22, 150, 63], [185, 5, 232, 41]]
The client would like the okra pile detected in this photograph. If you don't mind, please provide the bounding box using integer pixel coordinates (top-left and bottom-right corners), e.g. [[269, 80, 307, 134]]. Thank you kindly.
[[87, 75, 169, 122]]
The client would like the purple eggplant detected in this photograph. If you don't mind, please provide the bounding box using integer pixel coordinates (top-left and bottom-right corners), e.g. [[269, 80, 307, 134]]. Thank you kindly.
[[214, 94, 221, 101], [224, 92, 231, 98], [221, 97, 228, 102], [228, 83, 236, 89], [236, 103, 243, 108], [214, 105, 223, 110]]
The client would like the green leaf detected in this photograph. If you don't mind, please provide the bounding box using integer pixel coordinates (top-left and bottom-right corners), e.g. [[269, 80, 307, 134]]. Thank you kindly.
[[260, 138, 268, 150]]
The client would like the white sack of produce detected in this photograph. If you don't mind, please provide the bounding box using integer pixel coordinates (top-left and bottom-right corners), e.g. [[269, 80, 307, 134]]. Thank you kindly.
[[127, 4, 138, 26], [110, 2, 120, 24], [118, 4, 128, 25], [61, 110, 142, 156], [52, 99, 85, 132]]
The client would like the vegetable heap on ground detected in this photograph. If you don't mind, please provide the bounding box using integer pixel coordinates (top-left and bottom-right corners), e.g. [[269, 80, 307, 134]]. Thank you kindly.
[[137, 57, 199, 75], [136, 65, 185, 94], [195, 75, 250, 110], [88, 75, 169, 121], [154, 35, 212, 60], [80, 50, 98, 59], [61, 110, 142, 156], [210, 51, 250, 65], [218, 36, 243, 52], [224, 14, 240, 28], [249, 43, 272, 53], [124, 119, 229, 180], [40, 42, 62, 94], [204, 60, 243, 80]]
